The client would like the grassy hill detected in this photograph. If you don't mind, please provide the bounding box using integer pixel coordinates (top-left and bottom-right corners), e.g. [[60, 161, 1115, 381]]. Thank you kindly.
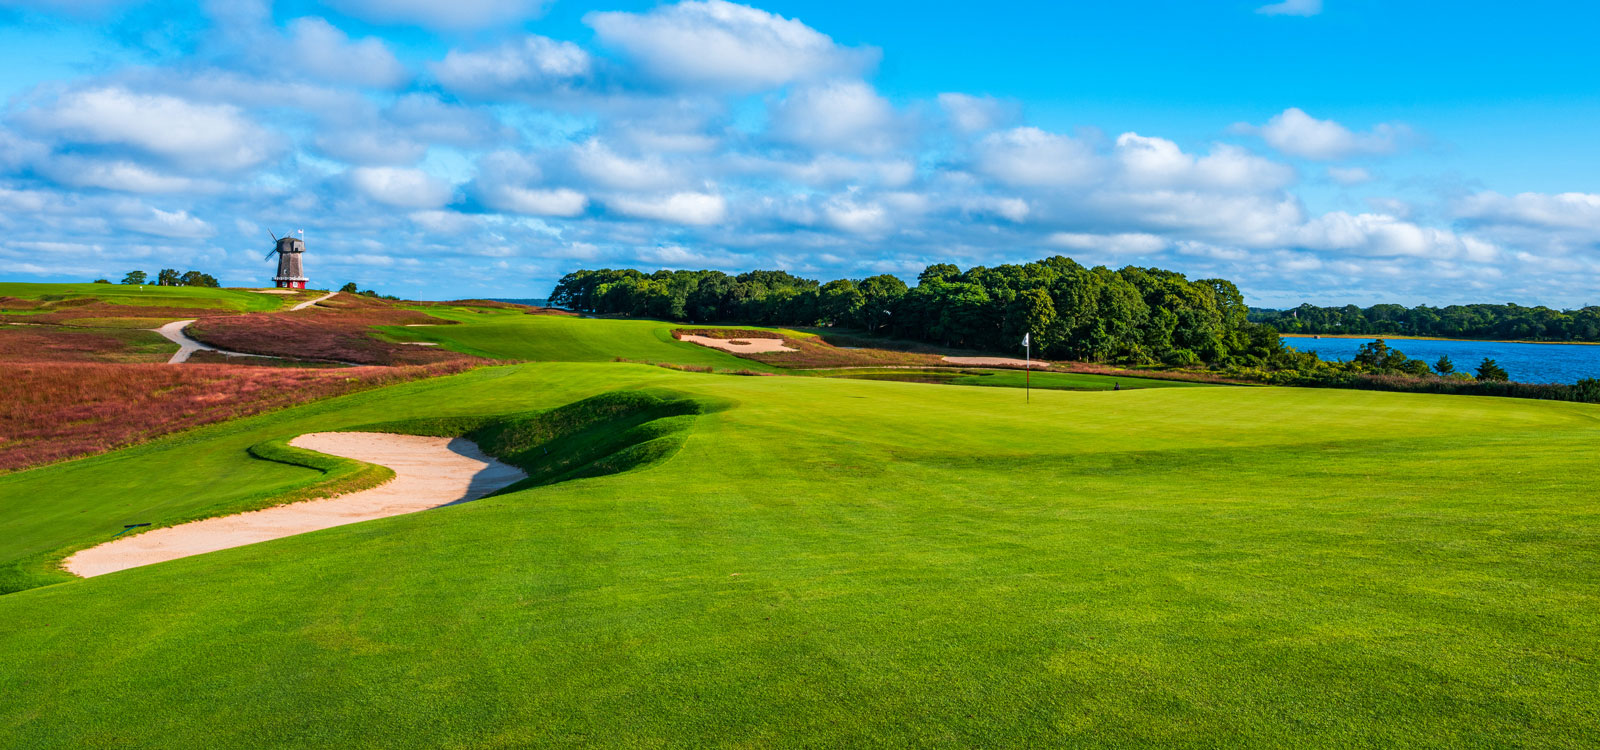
[[1, 318, 1598, 746], [0, 281, 312, 314]]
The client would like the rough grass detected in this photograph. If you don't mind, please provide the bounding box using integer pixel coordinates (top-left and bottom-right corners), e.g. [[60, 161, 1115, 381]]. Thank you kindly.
[[1, 364, 1599, 747], [0, 360, 478, 473]]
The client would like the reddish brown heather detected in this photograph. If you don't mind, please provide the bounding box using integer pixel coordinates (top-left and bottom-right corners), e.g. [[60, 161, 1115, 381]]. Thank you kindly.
[[0, 361, 478, 472], [189, 308, 476, 366], [0, 325, 172, 364]]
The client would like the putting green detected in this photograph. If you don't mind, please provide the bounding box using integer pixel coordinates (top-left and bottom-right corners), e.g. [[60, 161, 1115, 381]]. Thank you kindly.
[[2, 354, 1599, 747]]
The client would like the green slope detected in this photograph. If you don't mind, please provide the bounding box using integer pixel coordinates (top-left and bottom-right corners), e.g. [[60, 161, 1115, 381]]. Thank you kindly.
[[0, 282, 307, 313], [3, 361, 1600, 747]]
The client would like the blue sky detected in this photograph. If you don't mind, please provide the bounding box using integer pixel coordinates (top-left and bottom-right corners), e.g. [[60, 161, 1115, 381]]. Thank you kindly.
[[1, 0, 1597, 305]]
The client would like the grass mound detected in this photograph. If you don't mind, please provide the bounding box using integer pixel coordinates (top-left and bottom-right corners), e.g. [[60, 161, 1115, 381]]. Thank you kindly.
[[354, 388, 725, 494]]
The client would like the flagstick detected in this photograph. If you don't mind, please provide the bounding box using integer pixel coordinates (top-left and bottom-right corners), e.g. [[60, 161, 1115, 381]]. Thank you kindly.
[[1025, 337, 1030, 404]]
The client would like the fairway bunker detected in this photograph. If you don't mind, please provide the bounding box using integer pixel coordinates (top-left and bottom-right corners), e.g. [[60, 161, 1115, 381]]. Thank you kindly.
[[62, 433, 525, 578], [678, 333, 796, 354]]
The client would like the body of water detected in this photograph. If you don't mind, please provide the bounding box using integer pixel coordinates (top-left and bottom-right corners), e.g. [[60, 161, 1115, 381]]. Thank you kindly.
[[1282, 335, 1600, 384]]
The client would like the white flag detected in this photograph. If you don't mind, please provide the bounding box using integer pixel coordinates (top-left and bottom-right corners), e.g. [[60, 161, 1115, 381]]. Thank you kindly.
[[1022, 332, 1030, 347]]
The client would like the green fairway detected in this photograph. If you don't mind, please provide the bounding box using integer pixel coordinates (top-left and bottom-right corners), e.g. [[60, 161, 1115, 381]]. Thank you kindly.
[[380, 309, 785, 370], [3, 350, 1600, 746], [809, 367, 1212, 390], [0, 282, 306, 313]]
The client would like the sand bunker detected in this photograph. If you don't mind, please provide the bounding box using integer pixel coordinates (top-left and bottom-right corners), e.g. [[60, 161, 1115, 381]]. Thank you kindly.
[[63, 432, 525, 578], [942, 356, 1050, 369], [250, 289, 299, 295], [679, 334, 796, 353]]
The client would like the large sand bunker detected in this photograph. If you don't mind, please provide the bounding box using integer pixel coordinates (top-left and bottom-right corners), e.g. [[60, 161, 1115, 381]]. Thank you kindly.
[[63, 432, 525, 578], [679, 334, 796, 354], [941, 356, 1049, 369]]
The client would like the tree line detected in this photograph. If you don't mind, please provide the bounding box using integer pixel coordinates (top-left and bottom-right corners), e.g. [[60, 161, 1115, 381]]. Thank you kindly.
[[113, 269, 220, 288], [551, 258, 1292, 368], [1250, 302, 1600, 342], [549, 260, 1600, 403]]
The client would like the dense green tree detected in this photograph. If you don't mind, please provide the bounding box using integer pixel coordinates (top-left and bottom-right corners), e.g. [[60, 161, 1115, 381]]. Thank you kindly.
[[817, 279, 863, 326], [856, 274, 907, 332], [341, 282, 358, 293], [156, 269, 180, 286], [178, 271, 219, 288], [1253, 302, 1600, 343], [547, 255, 1291, 368], [1476, 358, 1510, 382], [120, 271, 147, 285], [92, 278, 110, 284], [1434, 355, 1455, 376]]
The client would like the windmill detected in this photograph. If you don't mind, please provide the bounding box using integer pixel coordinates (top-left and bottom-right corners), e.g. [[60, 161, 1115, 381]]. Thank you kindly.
[[265, 229, 309, 289]]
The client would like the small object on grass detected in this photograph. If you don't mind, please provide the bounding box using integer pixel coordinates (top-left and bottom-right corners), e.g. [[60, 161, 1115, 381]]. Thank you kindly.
[[110, 523, 151, 538]]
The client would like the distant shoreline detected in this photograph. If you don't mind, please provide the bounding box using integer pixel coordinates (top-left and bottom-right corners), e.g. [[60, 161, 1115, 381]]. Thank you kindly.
[[1281, 333, 1600, 347]]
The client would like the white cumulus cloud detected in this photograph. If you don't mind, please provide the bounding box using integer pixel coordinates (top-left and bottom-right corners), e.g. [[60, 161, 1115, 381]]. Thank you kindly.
[[20, 86, 279, 171], [1048, 232, 1168, 255], [586, 0, 876, 91], [347, 166, 453, 209], [286, 17, 408, 89], [1115, 133, 1294, 191], [1238, 107, 1411, 161], [433, 35, 591, 99], [607, 191, 727, 225], [937, 93, 1018, 133], [770, 80, 900, 154], [975, 127, 1102, 187]]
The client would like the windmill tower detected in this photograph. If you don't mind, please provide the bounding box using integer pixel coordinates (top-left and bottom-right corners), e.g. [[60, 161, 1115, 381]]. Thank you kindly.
[[266, 230, 309, 289]]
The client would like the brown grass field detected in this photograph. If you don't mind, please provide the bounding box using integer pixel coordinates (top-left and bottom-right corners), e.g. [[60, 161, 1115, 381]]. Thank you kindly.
[[0, 360, 477, 472], [189, 308, 475, 366], [0, 324, 174, 363]]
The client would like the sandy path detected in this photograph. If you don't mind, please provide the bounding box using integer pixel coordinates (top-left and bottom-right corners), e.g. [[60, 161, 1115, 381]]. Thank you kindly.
[[942, 356, 1049, 369], [679, 334, 796, 353], [154, 319, 275, 364], [291, 290, 338, 311], [63, 433, 526, 578]]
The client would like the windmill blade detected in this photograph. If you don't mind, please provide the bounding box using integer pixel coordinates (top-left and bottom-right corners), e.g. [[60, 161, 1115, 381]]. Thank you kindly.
[[267, 229, 278, 243], [265, 248, 279, 261]]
